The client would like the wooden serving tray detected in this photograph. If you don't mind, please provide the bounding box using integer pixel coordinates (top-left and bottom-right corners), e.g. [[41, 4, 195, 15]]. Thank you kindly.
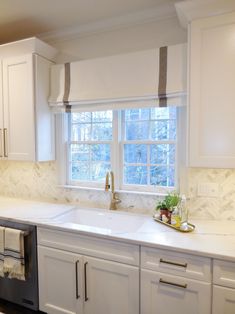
[[153, 216, 195, 233]]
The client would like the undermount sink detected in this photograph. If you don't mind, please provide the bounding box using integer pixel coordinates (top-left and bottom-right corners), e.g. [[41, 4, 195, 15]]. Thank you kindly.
[[55, 208, 147, 233]]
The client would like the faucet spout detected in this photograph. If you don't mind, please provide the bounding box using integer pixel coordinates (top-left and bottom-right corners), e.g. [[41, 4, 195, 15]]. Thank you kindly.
[[105, 171, 121, 210]]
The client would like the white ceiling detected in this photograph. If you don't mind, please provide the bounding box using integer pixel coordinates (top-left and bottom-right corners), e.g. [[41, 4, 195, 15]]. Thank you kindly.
[[0, 0, 181, 44]]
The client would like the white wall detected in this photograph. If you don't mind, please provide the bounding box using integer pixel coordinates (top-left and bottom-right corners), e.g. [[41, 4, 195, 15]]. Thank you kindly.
[[1, 17, 235, 220], [46, 16, 187, 62], [0, 17, 198, 217]]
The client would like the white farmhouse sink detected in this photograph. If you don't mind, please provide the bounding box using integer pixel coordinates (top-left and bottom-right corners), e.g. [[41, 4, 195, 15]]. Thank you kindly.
[[55, 208, 147, 233]]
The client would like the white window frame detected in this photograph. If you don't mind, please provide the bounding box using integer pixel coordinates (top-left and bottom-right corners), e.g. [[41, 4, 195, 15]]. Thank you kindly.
[[67, 111, 114, 189], [56, 107, 181, 194], [119, 109, 178, 193]]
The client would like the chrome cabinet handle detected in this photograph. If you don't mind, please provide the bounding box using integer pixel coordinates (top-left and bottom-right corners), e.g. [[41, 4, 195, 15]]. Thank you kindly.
[[3, 128, 8, 157], [159, 278, 187, 289], [84, 262, 88, 301], [0, 129, 2, 157], [160, 258, 187, 268], [75, 260, 80, 299]]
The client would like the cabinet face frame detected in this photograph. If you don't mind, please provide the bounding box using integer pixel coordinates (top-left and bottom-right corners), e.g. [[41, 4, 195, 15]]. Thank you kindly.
[[34, 54, 55, 161], [189, 12, 235, 168]]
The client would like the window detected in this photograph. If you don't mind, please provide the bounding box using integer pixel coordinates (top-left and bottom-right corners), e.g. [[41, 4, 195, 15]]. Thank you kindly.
[[121, 108, 177, 189], [66, 106, 177, 192], [68, 111, 113, 186]]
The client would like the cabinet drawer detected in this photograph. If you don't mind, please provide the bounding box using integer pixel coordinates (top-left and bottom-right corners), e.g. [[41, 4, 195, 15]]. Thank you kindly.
[[213, 260, 235, 288], [213, 285, 235, 314], [141, 269, 211, 314], [141, 246, 211, 282], [37, 227, 139, 266]]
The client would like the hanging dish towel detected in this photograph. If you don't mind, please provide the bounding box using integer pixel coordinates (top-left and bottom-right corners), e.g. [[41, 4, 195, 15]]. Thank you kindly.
[[0, 227, 5, 277], [4, 228, 25, 280]]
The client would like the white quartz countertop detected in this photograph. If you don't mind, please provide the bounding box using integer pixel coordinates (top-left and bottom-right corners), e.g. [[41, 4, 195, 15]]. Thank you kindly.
[[0, 196, 235, 262], [0, 196, 74, 221]]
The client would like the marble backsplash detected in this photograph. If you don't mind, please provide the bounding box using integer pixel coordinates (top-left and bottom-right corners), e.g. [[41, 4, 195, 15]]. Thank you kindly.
[[0, 160, 235, 220]]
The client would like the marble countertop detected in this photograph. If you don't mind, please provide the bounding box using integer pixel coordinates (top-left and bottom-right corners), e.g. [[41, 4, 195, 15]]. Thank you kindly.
[[0, 196, 235, 262], [0, 196, 75, 221]]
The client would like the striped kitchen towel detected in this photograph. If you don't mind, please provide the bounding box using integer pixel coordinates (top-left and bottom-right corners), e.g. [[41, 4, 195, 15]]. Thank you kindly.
[[0, 227, 5, 277], [4, 228, 25, 280]]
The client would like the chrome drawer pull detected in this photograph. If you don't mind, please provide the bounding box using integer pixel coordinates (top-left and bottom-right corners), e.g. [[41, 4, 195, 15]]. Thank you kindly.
[[159, 258, 187, 268], [159, 278, 187, 289], [75, 260, 80, 299]]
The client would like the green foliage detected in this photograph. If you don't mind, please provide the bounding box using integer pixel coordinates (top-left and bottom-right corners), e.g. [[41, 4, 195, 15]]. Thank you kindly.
[[155, 192, 181, 212]]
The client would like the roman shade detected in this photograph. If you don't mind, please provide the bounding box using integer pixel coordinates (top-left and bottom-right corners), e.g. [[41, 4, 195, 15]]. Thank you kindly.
[[49, 43, 187, 112]]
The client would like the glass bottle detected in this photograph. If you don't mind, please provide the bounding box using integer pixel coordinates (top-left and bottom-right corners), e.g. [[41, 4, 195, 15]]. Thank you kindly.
[[180, 195, 189, 230]]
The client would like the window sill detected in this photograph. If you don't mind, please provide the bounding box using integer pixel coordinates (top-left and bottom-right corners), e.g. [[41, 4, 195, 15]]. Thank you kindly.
[[58, 185, 169, 197]]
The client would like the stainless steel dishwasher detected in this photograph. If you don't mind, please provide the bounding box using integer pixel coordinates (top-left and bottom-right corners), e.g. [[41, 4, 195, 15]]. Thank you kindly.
[[0, 219, 40, 312]]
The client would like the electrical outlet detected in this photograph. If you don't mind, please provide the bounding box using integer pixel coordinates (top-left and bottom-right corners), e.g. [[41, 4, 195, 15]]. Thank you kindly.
[[197, 183, 219, 197]]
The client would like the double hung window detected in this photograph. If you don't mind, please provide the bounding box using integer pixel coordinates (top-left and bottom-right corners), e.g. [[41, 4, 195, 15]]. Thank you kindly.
[[67, 106, 177, 193]]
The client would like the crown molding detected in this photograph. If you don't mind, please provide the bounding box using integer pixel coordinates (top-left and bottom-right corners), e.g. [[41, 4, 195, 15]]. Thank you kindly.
[[39, 3, 177, 43], [175, 0, 235, 28]]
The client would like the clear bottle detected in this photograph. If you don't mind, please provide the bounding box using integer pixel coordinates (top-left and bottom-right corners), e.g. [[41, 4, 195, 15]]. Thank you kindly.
[[171, 206, 181, 228], [179, 195, 189, 230]]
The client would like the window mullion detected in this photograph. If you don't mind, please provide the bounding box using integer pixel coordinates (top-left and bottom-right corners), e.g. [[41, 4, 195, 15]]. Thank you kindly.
[[70, 140, 111, 145]]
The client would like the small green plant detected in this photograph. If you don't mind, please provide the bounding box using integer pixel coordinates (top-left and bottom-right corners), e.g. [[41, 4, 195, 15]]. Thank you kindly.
[[155, 192, 181, 212]]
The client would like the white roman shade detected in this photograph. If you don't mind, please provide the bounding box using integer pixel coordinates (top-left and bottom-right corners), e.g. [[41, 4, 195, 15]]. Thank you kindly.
[[49, 43, 187, 112]]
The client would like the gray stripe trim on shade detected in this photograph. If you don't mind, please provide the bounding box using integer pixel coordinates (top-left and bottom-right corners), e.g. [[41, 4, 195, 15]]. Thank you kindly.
[[158, 46, 167, 107], [63, 62, 71, 112]]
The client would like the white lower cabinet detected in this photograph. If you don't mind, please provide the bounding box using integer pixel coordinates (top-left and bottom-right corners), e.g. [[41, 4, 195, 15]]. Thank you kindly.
[[83, 256, 139, 314], [141, 246, 211, 314], [141, 269, 211, 314], [38, 246, 83, 314], [38, 228, 220, 314], [38, 245, 139, 314], [213, 286, 235, 314], [212, 260, 235, 314]]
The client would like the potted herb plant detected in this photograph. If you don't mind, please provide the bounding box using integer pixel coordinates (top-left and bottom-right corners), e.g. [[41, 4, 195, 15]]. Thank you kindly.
[[155, 192, 181, 223]]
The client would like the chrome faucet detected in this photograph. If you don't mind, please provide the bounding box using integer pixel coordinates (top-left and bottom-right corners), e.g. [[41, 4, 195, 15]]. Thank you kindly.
[[105, 171, 121, 210]]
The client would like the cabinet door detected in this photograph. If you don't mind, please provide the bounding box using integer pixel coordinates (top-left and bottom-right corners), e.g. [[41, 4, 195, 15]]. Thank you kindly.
[[213, 285, 235, 314], [83, 256, 139, 314], [3, 54, 35, 161], [189, 12, 235, 168], [0, 61, 3, 158], [141, 269, 211, 314], [38, 246, 83, 314]]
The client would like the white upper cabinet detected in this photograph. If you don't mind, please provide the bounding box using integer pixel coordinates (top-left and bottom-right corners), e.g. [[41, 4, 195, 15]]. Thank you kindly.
[[0, 37, 57, 162], [189, 12, 235, 168], [2, 54, 35, 161]]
